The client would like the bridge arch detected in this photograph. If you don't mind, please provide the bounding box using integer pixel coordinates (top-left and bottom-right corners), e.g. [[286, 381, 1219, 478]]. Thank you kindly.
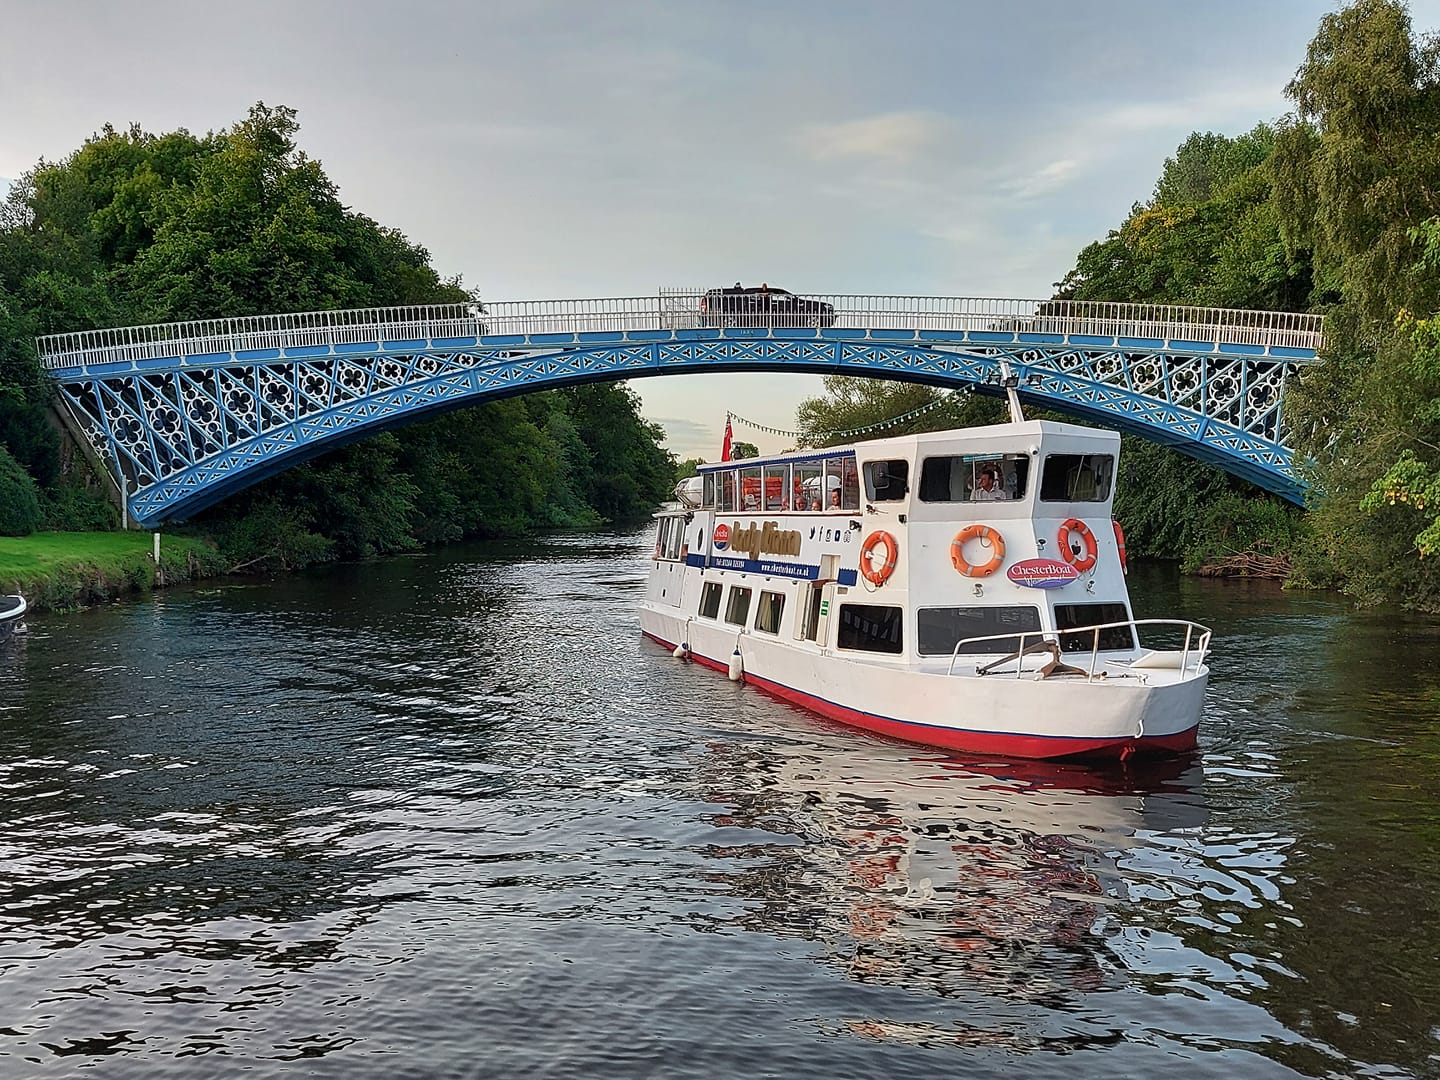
[[36, 294, 1323, 526]]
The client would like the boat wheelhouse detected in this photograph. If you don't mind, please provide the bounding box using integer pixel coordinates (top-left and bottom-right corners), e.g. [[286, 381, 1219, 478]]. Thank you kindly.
[[639, 418, 1210, 760]]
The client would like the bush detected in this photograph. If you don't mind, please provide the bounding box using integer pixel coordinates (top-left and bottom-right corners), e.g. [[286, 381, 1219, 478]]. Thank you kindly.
[[0, 445, 41, 535], [39, 482, 119, 531], [1182, 493, 1307, 575]]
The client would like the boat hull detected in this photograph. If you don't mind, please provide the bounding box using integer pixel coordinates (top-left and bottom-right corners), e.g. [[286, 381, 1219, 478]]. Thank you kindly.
[[641, 628, 1202, 761], [0, 595, 26, 643]]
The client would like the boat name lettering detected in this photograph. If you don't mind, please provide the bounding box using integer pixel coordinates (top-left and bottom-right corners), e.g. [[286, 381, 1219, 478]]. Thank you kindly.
[[1006, 558, 1079, 589], [727, 520, 803, 561]]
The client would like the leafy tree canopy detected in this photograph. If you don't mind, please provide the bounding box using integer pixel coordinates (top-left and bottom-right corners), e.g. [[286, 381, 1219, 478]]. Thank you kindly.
[[0, 104, 676, 565]]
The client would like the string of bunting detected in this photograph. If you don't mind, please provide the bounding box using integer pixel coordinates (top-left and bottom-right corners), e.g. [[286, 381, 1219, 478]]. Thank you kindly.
[[726, 389, 970, 442]]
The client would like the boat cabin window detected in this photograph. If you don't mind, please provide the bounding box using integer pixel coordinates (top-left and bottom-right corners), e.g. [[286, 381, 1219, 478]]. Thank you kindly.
[[828, 455, 860, 510], [738, 466, 763, 511], [760, 464, 790, 510], [1039, 453, 1113, 502], [698, 581, 723, 619], [792, 462, 822, 510], [702, 473, 717, 509], [1055, 602, 1134, 651], [916, 606, 1043, 655], [836, 604, 903, 654], [919, 454, 1030, 502], [654, 517, 684, 561], [720, 471, 738, 513], [725, 586, 753, 626], [755, 590, 785, 634], [864, 459, 909, 501]]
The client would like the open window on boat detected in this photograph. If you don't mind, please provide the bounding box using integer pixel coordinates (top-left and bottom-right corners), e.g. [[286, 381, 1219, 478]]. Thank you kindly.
[[1055, 602, 1134, 651], [864, 458, 909, 502], [918, 453, 1030, 502], [725, 586, 753, 626], [655, 516, 684, 561], [702, 472, 717, 509], [755, 591, 785, 634], [837, 604, 903, 654], [1039, 453, 1113, 502], [829, 455, 860, 510], [916, 605, 1043, 655], [698, 581, 723, 619]]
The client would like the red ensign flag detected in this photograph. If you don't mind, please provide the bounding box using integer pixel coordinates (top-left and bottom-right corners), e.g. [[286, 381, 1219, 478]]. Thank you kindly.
[[720, 416, 733, 462]]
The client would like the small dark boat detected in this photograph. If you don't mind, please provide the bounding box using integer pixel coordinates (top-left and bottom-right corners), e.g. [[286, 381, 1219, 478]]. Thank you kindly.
[[0, 595, 27, 641]]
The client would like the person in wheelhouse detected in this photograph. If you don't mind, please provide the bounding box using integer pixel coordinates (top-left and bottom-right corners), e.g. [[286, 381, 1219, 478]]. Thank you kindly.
[[971, 466, 1010, 501]]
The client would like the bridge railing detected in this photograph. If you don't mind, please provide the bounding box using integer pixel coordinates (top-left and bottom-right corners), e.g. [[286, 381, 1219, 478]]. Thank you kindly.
[[35, 293, 1325, 369]]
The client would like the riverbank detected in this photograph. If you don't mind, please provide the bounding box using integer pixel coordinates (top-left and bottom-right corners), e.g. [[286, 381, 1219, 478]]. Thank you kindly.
[[0, 531, 231, 612]]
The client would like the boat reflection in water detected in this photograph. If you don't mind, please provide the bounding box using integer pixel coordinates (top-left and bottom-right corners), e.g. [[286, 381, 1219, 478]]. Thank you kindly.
[[695, 719, 1207, 1046]]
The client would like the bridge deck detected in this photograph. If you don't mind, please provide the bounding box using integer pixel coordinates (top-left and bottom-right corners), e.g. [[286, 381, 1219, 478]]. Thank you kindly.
[[36, 293, 1324, 371]]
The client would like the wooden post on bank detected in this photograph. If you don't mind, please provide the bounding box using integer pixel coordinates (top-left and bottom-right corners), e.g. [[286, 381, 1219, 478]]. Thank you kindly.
[[153, 532, 163, 586]]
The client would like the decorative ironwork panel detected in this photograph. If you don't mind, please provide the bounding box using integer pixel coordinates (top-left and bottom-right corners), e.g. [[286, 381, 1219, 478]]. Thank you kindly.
[[40, 297, 1323, 526]]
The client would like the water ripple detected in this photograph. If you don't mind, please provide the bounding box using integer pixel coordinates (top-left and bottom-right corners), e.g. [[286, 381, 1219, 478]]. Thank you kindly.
[[0, 540, 1435, 1077]]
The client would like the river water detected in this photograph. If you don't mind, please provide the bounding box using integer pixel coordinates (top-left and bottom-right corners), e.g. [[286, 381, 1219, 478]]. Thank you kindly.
[[0, 531, 1437, 1079]]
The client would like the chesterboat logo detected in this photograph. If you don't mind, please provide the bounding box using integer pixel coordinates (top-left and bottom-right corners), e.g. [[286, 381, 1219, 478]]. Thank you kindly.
[[714, 523, 730, 551], [1007, 558, 1079, 589]]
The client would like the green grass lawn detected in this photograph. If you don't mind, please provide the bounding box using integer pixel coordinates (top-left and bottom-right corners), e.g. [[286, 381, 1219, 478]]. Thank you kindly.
[[0, 531, 227, 610]]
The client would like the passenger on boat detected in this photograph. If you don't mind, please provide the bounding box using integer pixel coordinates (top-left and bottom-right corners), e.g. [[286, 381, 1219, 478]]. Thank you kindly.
[[972, 467, 1010, 501], [829, 489, 842, 509], [810, 498, 823, 511]]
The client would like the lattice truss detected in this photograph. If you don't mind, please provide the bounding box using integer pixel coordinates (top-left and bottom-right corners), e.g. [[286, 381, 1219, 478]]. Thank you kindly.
[[905, 342, 1298, 469], [55, 338, 1307, 525]]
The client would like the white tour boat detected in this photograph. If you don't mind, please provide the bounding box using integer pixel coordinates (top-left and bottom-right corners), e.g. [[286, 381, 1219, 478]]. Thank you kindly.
[[640, 412, 1211, 761]]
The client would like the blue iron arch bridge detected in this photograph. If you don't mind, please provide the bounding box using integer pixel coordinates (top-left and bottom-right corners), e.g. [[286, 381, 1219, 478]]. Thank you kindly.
[[36, 290, 1325, 528]]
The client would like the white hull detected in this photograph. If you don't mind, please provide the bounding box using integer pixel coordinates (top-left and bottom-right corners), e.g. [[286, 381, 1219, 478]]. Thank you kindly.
[[640, 609, 1206, 758]]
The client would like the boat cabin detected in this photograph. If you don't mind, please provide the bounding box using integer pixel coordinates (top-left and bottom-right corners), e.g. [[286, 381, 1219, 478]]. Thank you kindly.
[[648, 420, 1134, 668]]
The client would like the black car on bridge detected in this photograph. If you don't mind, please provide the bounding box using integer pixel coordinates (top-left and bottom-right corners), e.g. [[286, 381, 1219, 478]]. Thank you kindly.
[[698, 285, 837, 328]]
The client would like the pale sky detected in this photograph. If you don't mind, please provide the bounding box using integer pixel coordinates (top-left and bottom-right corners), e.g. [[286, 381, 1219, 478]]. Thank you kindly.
[[3, 1, 1435, 460]]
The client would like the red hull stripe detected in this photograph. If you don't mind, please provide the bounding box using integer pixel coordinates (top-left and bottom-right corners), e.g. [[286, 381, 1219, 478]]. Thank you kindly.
[[643, 632, 1196, 761]]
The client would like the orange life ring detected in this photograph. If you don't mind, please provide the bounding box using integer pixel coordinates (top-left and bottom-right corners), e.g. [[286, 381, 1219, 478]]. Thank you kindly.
[[951, 524, 1006, 578], [1059, 518, 1098, 573], [860, 530, 899, 586], [1112, 520, 1128, 574]]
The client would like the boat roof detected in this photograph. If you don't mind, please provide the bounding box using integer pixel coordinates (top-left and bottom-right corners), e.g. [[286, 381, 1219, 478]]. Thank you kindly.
[[696, 419, 1118, 473]]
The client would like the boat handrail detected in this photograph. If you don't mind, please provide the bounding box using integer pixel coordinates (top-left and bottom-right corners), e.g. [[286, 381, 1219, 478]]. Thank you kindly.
[[946, 618, 1213, 679]]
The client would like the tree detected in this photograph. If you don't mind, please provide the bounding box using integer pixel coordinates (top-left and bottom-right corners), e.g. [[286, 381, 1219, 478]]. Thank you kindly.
[[674, 457, 705, 482], [0, 444, 41, 535], [794, 376, 1003, 449], [1271, 0, 1440, 606], [1052, 119, 1319, 570], [730, 441, 759, 460], [0, 103, 674, 565]]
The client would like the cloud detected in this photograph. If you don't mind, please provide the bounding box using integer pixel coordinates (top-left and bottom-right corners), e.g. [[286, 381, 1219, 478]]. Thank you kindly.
[[1096, 81, 1288, 136], [649, 414, 718, 460], [1007, 158, 1080, 200], [797, 111, 952, 165]]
